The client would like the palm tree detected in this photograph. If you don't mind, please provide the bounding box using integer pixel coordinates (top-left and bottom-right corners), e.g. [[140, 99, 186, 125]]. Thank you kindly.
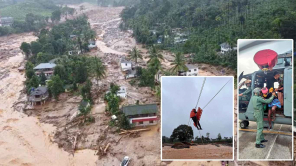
[[148, 45, 164, 63], [128, 46, 142, 63], [93, 57, 106, 85], [170, 52, 188, 74]]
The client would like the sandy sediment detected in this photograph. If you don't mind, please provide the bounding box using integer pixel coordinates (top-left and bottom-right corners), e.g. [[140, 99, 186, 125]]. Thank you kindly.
[[162, 145, 233, 159]]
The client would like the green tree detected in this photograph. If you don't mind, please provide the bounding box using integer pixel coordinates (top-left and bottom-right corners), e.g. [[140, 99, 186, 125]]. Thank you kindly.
[[20, 42, 31, 59], [30, 41, 42, 56], [217, 133, 222, 141], [25, 62, 35, 79], [117, 113, 131, 130], [79, 100, 91, 116], [170, 125, 193, 142], [26, 75, 40, 92], [128, 46, 142, 63], [91, 57, 106, 85], [51, 10, 62, 23], [54, 65, 67, 81], [170, 52, 188, 74], [74, 62, 88, 83], [148, 46, 164, 63], [39, 72, 47, 85], [81, 79, 92, 102], [48, 75, 64, 100]]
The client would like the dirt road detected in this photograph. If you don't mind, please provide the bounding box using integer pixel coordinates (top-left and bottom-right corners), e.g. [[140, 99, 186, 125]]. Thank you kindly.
[[162, 145, 233, 160]]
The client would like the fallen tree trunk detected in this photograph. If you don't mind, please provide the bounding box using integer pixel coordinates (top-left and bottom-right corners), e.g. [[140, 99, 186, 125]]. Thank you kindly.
[[104, 143, 110, 153], [119, 128, 150, 135]]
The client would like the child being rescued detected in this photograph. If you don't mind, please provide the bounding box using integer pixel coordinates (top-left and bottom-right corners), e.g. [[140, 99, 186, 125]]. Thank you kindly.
[[190, 108, 202, 130], [261, 87, 281, 130]]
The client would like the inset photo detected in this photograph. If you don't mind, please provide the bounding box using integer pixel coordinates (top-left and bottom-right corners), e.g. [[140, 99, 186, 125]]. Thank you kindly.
[[161, 76, 234, 160], [238, 39, 293, 160]]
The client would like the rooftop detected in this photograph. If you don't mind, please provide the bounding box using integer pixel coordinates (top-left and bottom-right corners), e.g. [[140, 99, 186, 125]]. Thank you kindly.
[[120, 58, 131, 64], [186, 64, 198, 70], [30, 86, 48, 96], [220, 42, 230, 48], [34, 63, 56, 70], [123, 104, 158, 116]]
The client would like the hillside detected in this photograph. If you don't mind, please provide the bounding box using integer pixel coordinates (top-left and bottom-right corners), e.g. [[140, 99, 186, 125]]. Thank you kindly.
[[120, 0, 296, 70], [0, 0, 58, 21]]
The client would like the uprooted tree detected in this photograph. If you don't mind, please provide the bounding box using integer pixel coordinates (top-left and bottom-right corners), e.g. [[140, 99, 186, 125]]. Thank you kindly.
[[170, 125, 193, 142]]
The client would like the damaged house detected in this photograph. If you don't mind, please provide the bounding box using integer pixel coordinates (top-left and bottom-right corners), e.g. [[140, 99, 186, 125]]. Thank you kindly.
[[28, 86, 49, 106], [120, 58, 132, 72], [88, 40, 97, 51], [119, 58, 138, 79], [122, 104, 158, 127], [220, 42, 237, 54], [106, 86, 127, 99]]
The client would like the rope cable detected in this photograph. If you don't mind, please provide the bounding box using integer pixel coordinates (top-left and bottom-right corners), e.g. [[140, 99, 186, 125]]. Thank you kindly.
[[195, 77, 206, 109], [202, 78, 232, 110]]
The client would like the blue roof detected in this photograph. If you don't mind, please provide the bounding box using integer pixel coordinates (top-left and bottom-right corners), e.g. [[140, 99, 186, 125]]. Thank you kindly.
[[34, 63, 56, 70]]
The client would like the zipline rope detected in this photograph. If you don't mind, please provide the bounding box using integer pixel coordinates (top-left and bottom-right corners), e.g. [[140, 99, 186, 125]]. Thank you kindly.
[[202, 78, 232, 110], [195, 77, 206, 109]]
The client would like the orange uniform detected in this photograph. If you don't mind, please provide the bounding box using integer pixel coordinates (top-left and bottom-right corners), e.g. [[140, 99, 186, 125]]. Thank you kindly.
[[197, 107, 203, 121], [190, 109, 196, 118]]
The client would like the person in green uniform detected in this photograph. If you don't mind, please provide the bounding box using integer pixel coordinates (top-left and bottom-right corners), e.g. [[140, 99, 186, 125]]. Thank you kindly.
[[251, 88, 276, 148], [239, 80, 252, 101]]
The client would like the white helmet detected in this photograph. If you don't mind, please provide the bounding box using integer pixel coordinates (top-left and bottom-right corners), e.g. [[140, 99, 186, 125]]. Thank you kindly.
[[253, 88, 261, 95]]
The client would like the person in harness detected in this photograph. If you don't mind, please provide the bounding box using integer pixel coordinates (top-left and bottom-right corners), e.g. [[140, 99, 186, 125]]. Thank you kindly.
[[190, 108, 202, 130]]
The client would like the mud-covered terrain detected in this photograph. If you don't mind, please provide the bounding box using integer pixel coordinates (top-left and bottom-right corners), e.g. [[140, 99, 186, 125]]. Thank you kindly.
[[1, 2, 290, 166], [162, 145, 233, 159]]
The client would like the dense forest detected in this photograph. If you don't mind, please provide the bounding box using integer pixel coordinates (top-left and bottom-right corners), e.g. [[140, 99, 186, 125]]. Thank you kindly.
[[120, 0, 296, 70], [0, 0, 75, 36], [21, 15, 97, 95]]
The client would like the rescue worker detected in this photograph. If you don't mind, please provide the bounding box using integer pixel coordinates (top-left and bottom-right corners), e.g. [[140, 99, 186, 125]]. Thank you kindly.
[[239, 80, 252, 101], [190, 108, 202, 130], [251, 88, 276, 148]]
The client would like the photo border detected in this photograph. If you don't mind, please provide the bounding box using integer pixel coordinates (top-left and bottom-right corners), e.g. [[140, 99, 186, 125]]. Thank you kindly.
[[237, 39, 294, 161], [160, 76, 235, 161]]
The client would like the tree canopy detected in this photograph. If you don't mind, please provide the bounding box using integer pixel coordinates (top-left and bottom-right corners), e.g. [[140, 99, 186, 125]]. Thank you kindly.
[[170, 124, 193, 142]]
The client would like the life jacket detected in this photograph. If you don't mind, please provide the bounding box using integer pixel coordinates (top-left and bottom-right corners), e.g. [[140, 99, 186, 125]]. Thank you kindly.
[[197, 107, 203, 121], [190, 109, 196, 118]]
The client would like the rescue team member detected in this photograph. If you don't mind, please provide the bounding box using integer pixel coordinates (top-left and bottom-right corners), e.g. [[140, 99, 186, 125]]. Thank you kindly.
[[190, 108, 202, 130], [239, 80, 252, 101], [251, 88, 276, 148]]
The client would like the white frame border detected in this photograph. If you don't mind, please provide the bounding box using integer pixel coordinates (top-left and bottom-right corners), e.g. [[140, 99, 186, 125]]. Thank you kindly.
[[237, 39, 294, 161], [160, 76, 235, 161]]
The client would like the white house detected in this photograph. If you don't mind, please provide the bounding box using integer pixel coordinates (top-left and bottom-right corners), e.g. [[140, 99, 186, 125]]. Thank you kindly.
[[120, 58, 132, 72], [117, 86, 127, 99], [186, 64, 198, 76], [220, 42, 237, 54], [122, 104, 158, 127]]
